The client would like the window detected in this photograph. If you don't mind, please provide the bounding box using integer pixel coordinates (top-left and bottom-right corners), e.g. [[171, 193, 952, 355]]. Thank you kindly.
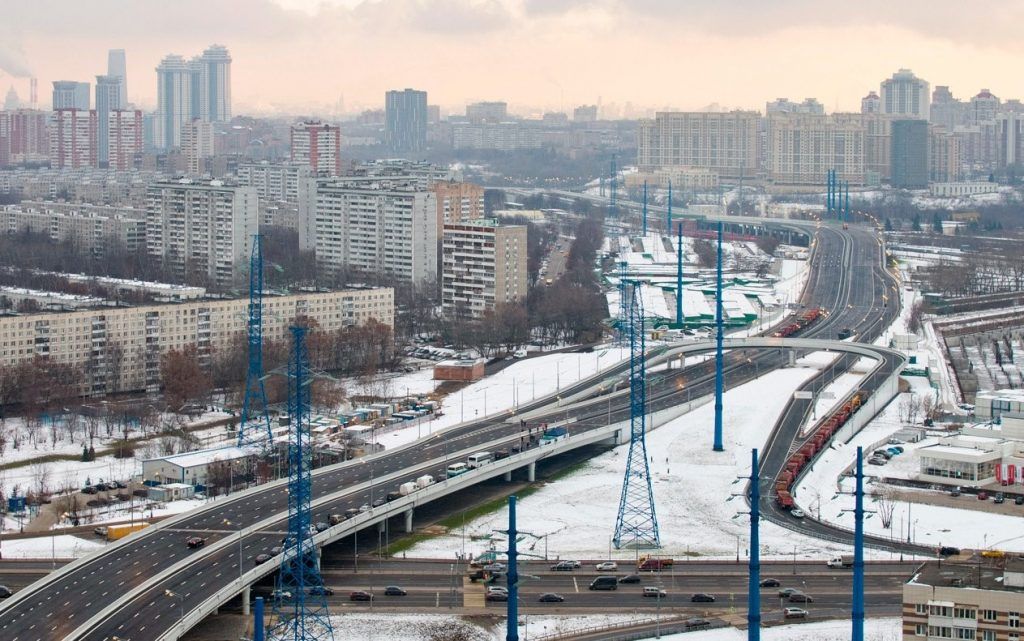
[[955, 608, 977, 620], [1012, 635, 1020, 641], [1011, 612, 1021, 629], [916, 604, 928, 615], [915, 624, 925, 636], [982, 631, 996, 641], [929, 627, 952, 639], [953, 629, 976, 640], [982, 610, 997, 622], [932, 605, 954, 617]]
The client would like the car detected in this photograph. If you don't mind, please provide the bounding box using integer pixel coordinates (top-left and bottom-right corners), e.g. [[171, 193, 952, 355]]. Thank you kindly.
[[1016, 496, 1024, 506], [995, 493, 1006, 504], [384, 586, 407, 596], [778, 587, 801, 598], [371, 497, 387, 508], [349, 591, 374, 602], [93, 526, 109, 537], [254, 554, 272, 565], [538, 593, 565, 603], [270, 546, 283, 556], [872, 450, 892, 460], [81, 486, 98, 495], [691, 593, 716, 603], [114, 480, 128, 489], [0, 585, 11, 599], [595, 561, 618, 571], [938, 546, 961, 557], [784, 607, 809, 619], [889, 446, 904, 454], [790, 508, 805, 519], [486, 592, 508, 602], [566, 560, 582, 568], [359, 504, 371, 512], [978, 491, 989, 500], [487, 586, 509, 595], [759, 578, 781, 588], [345, 508, 361, 519], [618, 574, 641, 584], [550, 561, 576, 571], [887, 438, 904, 445], [186, 536, 206, 548], [643, 587, 667, 598], [484, 562, 506, 573], [868, 458, 887, 466], [308, 586, 334, 596], [315, 522, 329, 532], [950, 487, 962, 497], [788, 592, 814, 603]]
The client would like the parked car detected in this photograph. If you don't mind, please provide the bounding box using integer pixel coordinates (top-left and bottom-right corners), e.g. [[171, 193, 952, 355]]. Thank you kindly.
[[643, 587, 667, 598], [186, 536, 206, 548], [81, 486, 98, 495], [950, 487, 962, 497], [978, 491, 989, 500], [93, 526, 109, 538], [618, 574, 642, 584], [384, 586, 407, 596], [868, 457, 887, 466], [114, 480, 128, 489], [308, 586, 334, 596], [349, 591, 374, 602], [691, 593, 716, 603], [872, 450, 893, 460], [788, 592, 814, 603], [550, 561, 576, 571], [784, 607, 809, 619], [1015, 496, 1024, 506], [995, 493, 1006, 504], [759, 578, 781, 588], [595, 561, 618, 571], [254, 554, 272, 565], [790, 509, 805, 519], [538, 593, 565, 603]]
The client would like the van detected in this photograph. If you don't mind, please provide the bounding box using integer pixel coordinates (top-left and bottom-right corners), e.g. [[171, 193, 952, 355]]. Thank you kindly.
[[643, 586, 667, 598], [446, 462, 469, 477], [467, 452, 493, 469], [589, 576, 618, 591]]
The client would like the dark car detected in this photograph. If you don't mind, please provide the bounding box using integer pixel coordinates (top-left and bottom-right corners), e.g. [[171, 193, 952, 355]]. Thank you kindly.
[[691, 593, 716, 603], [759, 578, 781, 588], [778, 587, 800, 598], [308, 586, 334, 596], [550, 561, 575, 571], [186, 536, 205, 548], [978, 491, 989, 500], [349, 591, 373, 602], [254, 554, 272, 565], [81, 486, 98, 495], [938, 546, 961, 557], [372, 497, 387, 508], [345, 508, 361, 519], [485, 591, 508, 602], [788, 592, 814, 603], [494, 450, 510, 460], [384, 586, 407, 596], [114, 480, 128, 489], [386, 491, 402, 502], [1016, 496, 1024, 506], [0, 585, 11, 599], [995, 493, 1006, 504], [538, 593, 565, 603], [618, 574, 642, 584]]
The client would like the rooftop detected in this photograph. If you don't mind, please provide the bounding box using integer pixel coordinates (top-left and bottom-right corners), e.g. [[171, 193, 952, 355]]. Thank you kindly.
[[912, 557, 1024, 593], [143, 445, 259, 469]]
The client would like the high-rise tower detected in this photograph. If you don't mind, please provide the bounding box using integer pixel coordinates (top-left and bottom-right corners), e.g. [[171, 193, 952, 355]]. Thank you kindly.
[[107, 49, 128, 106], [154, 55, 192, 149], [95, 75, 123, 167]]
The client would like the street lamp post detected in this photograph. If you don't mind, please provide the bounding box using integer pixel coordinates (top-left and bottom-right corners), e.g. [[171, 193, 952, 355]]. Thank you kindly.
[[224, 519, 244, 586], [165, 589, 185, 634]]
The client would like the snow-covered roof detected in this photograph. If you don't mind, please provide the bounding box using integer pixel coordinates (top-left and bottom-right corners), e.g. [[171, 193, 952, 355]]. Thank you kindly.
[[144, 445, 258, 470]]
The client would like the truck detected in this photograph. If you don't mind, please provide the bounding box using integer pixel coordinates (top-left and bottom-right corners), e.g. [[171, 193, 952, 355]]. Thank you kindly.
[[399, 482, 418, 496], [827, 554, 854, 568], [416, 475, 435, 489], [329, 513, 344, 525], [107, 522, 150, 541], [539, 426, 569, 445], [776, 490, 794, 509], [637, 555, 674, 571]]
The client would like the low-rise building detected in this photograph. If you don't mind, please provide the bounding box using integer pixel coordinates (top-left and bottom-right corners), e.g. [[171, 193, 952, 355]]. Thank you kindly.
[[930, 182, 999, 197], [142, 446, 257, 488]]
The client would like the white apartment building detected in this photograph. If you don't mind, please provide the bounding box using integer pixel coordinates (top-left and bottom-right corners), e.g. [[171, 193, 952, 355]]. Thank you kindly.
[[442, 221, 528, 318], [0, 203, 145, 254], [637, 111, 759, 179], [313, 179, 437, 286], [0, 287, 393, 396], [183, 119, 214, 175], [881, 68, 930, 121], [765, 113, 865, 185], [237, 161, 314, 203], [145, 179, 258, 287], [290, 121, 342, 176]]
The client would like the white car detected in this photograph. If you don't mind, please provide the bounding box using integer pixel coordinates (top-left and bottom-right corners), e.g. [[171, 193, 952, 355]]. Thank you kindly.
[[595, 561, 618, 571], [790, 508, 805, 519]]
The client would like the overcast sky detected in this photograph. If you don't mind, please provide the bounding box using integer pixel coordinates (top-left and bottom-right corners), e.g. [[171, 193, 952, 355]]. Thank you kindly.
[[2, 0, 1022, 116]]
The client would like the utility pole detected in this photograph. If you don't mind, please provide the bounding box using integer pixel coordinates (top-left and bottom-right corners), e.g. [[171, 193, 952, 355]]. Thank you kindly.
[[675, 223, 684, 327], [506, 496, 520, 641], [642, 180, 648, 236], [747, 449, 761, 641], [853, 446, 865, 641], [713, 221, 725, 452]]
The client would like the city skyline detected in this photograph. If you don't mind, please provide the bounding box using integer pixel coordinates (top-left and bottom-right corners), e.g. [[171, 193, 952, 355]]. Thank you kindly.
[[2, 0, 1024, 116]]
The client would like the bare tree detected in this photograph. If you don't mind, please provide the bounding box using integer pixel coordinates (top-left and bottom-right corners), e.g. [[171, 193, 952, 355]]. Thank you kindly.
[[873, 485, 897, 530]]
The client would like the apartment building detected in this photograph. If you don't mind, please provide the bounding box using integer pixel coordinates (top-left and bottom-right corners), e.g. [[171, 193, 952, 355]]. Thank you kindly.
[[290, 121, 342, 176], [237, 161, 314, 203], [637, 111, 759, 179], [313, 179, 438, 286], [49, 109, 96, 169], [145, 179, 258, 287], [442, 220, 527, 318], [432, 180, 485, 230], [765, 113, 866, 185], [0, 203, 145, 254], [0, 287, 393, 396], [903, 557, 1024, 640]]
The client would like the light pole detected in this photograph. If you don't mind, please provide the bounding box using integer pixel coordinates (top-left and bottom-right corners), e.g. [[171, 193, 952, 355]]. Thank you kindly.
[[165, 588, 185, 633], [223, 518, 244, 585]]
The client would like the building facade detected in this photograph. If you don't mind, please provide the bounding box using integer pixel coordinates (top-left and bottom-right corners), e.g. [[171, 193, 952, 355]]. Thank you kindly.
[[49, 109, 96, 169], [94, 75, 123, 167], [290, 121, 342, 176], [0, 202, 145, 254], [637, 111, 759, 179], [385, 88, 428, 153], [861, 91, 881, 114], [313, 179, 437, 286], [432, 180, 485, 230], [154, 55, 193, 149], [107, 49, 128, 107], [145, 179, 258, 286], [237, 161, 314, 203], [194, 45, 232, 123], [442, 221, 528, 318], [881, 69, 930, 120], [466, 101, 508, 123], [0, 109, 49, 167], [929, 128, 963, 183], [107, 110, 143, 171], [52, 81, 90, 111], [891, 119, 930, 189], [0, 287, 394, 395], [765, 113, 865, 185]]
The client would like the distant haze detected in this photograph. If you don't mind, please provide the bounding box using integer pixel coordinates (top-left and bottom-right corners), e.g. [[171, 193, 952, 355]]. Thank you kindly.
[[2, 0, 1022, 115]]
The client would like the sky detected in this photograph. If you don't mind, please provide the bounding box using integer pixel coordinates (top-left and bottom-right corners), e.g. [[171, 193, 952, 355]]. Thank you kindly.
[[2, 0, 1024, 117]]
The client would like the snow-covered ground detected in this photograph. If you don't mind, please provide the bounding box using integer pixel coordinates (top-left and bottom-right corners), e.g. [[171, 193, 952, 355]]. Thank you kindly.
[[0, 534, 104, 559], [328, 613, 649, 641], [661, 617, 900, 641], [407, 363, 870, 561], [0, 454, 139, 500]]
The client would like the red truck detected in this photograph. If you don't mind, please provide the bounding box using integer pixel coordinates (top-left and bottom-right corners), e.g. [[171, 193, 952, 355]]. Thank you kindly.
[[637, 555, 674, 571]]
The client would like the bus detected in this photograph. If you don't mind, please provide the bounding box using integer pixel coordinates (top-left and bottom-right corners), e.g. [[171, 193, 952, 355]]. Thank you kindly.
[[466, 451, 493, 469], [446, 462, 469, 477]]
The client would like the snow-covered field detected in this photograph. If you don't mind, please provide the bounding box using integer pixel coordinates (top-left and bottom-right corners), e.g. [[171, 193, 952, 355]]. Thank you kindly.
[[407, 363, 867, 561], [0, 534, 104, 559], [661, 617, 900, 640]]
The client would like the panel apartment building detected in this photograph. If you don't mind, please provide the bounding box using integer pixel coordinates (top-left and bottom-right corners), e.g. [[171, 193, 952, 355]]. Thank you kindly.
[[0, 287, 393, 396], [637, 111, 760, 179], [442, 221, 528, 318], [146, 179, 258, 287], [765, 113, 866, 186], [312, 178, 438, 286], [0, 201, 145, 255]]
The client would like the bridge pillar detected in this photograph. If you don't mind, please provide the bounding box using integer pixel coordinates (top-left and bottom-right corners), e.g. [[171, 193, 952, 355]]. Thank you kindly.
[[378, 520, 386, 533], [404, 509, 414, 533], [242, 584, 251, 615], [527, 462, 536, 482], [504, 470, 512, 482]]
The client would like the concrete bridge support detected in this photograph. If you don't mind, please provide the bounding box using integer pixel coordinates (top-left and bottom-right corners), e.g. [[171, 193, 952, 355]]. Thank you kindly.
[[404, 509, 414, 533], [242, 585, 251, 615], [527, 462, 536, 482]]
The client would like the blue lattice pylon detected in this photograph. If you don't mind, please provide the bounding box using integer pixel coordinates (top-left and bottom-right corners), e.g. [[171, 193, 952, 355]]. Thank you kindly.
[[270, 326, 334, 641], [613, 281, 660, 549], [239, 234, 272, 446], [617, 260, 629, 345]]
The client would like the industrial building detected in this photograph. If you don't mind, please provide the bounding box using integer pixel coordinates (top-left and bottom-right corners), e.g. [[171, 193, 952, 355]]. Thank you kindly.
[[441, 220, 528, 318], [903, 557, 1024, 640], [0, 286, 393, 396]]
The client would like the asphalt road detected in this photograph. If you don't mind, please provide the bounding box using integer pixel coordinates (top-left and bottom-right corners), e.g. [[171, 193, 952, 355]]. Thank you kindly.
[[0, 219, 903, 641]]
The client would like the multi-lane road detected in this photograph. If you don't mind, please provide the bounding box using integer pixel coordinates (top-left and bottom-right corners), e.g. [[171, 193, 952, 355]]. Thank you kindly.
[[0, 217, 906, 641]]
